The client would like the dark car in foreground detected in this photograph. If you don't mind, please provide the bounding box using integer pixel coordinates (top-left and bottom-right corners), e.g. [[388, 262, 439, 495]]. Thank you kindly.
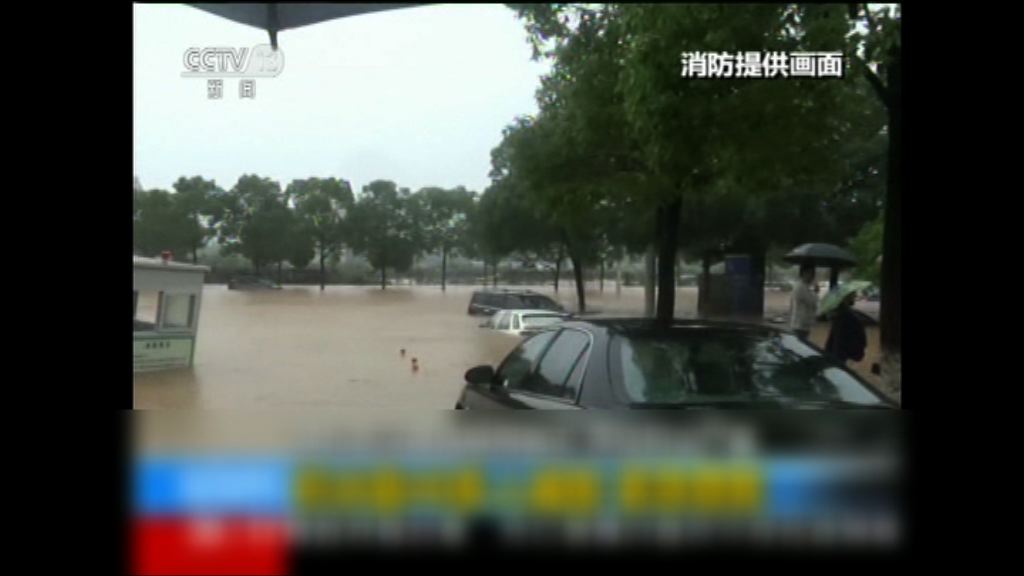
[[467, 289, 565, 316], [456, 318, 894, 410], [227, 275, 282, 290]]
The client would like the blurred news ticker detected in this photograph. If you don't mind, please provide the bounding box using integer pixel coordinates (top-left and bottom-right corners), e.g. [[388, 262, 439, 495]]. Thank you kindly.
[[128, 411, 906, 573]]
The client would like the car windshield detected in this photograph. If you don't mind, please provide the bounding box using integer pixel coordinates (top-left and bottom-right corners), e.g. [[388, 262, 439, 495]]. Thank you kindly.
[[521, 314, 564, 328], [611, 331, 886, 407], [521, 296, 559, 310]]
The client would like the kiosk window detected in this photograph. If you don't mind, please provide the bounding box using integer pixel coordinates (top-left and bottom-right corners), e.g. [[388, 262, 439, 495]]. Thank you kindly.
[[162, 294, 195, 330], [134, 291, 159, 332]]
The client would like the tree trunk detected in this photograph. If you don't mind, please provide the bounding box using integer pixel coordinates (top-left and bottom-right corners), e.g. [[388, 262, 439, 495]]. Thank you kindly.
[[319, 247, 326, 291], [192, 214, 201, 264], [554, 244, 564, 293], [441, 244, 448, 292], [492, 258, 498, 287], [699, 252, 712, 318], [655, 199, 682, 327], [880, 46, 901, 397], [599, 260, 605, 293], [483, 261, 488, 286], [750, 247, 767, 319], [569, 249, 586, 314], [381, 266, 387, 290], [616, 254, 624, 297], [644, 244, 656, 318], [277, 261, 282, 284]]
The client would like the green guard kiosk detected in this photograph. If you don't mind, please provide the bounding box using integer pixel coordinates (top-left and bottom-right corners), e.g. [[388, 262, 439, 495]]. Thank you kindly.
[[133, 255, 210, 372]]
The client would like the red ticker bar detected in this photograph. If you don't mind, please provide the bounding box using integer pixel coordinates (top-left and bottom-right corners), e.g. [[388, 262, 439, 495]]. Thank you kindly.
[[132, 517, 290, 575]]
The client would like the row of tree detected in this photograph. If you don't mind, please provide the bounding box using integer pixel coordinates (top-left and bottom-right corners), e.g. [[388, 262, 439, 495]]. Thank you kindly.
[[134, 176, 479, 291], [134, 172, 646, 294]]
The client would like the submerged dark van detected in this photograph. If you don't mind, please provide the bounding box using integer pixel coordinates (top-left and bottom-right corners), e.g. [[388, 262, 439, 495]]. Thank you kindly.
[[467, 289, 565, 316]]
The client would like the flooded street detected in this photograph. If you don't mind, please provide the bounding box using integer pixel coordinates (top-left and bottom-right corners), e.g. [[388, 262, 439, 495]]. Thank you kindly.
[[134, 283, 882, 409]]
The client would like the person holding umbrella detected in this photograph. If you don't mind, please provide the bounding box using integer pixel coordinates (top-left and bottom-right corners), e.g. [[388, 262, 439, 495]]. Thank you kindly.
[[783, 243, 859, 342], [789, 265, 818, 340], [821, 281, 870, 366]]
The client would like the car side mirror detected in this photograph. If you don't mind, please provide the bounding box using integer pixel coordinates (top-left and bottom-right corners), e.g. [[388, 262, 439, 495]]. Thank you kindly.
[[464, 365, 495, 385]]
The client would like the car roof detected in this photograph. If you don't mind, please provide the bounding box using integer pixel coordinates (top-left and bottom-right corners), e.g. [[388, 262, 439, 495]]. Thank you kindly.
[[473, 289, 545, 295], [558, 317, 782, 337], [503, 309, 568, 316]]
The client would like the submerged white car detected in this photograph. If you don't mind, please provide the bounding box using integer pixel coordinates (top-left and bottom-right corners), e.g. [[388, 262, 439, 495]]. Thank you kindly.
[[479, 309, 571, 337]]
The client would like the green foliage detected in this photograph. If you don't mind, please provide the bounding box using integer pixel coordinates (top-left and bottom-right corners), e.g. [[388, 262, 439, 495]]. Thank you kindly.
[[216, 175, 291, 272], [509, 3, 887, 261], [286, 177, 354, 263], [848, 213, 883, 285], [172, 176, 223, 261], [133, 188, 193, 258], [287, 220, 316, 270], [348, 180, 421, 281], [414, 186, 477, 256]]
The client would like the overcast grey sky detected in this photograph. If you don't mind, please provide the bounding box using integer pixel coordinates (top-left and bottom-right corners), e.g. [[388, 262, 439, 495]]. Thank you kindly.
[[133, 4, 550, 195]]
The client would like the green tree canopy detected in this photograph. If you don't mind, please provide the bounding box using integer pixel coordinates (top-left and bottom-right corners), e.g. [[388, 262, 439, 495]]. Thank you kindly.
[[134, 188, 193, 259], [286, 177, 355, 289], [216, 174, 291, 273], [348, 180, 421, 289], [172, 176, 223, 263], [287, 219, 316, 271], [508, 3, 888, 321], [414, 186, 476, 255], [414, 186, 477, 290], [848, 212, 883, 285]]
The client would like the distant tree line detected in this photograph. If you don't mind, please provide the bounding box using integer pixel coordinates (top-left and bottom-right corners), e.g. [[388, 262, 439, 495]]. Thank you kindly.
[[134, 175, 485, 291]]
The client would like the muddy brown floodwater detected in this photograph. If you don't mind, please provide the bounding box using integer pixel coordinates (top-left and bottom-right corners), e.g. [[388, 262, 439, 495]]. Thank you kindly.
[[133, 283, 883, 409]]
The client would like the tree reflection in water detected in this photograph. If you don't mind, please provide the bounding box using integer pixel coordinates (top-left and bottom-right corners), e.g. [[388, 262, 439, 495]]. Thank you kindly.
[[617, 332, 845, 405]]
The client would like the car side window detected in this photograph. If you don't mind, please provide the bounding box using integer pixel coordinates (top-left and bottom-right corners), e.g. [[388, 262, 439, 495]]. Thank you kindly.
[[497, 331, 557, 389], [512, 315, 520, 330], [496, 311, 511, 330], [522, 329, 590, 400]]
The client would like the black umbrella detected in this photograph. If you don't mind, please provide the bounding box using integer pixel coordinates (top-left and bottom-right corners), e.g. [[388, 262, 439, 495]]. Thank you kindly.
[[190, 3, 425, 49], [783, 243, 857, 268]]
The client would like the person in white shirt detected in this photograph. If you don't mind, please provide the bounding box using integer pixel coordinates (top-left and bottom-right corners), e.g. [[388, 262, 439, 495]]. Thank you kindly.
[[790, 265, 818, 340]]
